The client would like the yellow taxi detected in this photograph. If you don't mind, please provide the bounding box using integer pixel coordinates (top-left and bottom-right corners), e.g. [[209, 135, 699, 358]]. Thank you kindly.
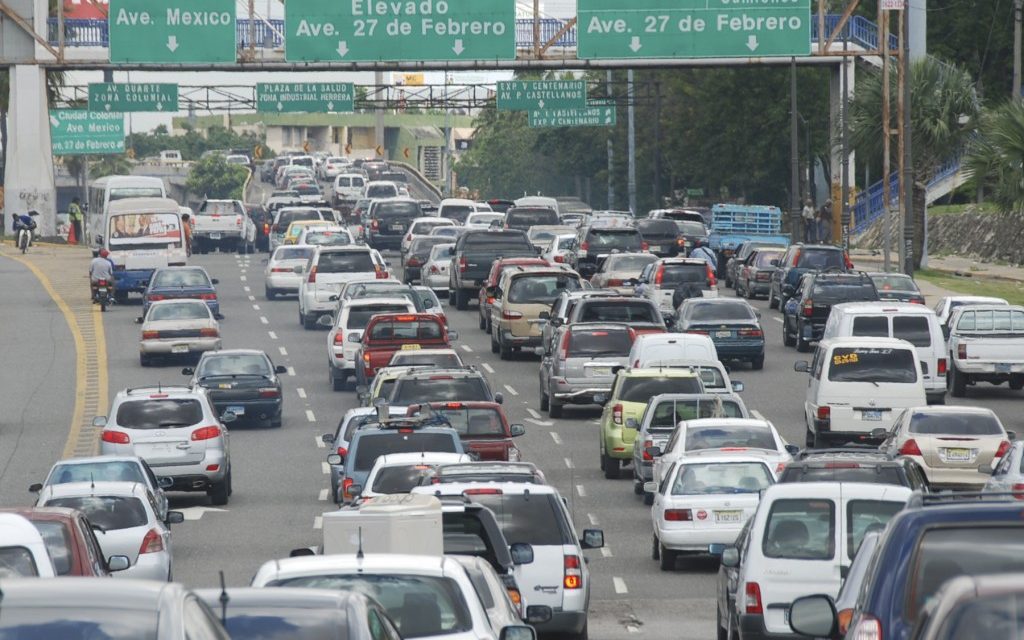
[[283, 219, 333, 245]]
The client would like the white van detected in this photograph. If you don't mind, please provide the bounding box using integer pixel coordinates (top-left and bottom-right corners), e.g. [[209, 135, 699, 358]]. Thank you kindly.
[[628, 333, 719, 369], [723, 482, 910, 640], [796, 337, 926, 448], [822, 302, 947, 404]]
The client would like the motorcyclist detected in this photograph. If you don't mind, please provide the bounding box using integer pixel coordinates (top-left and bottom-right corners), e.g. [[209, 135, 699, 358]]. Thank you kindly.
[[12, 211, 39, 250], [89, 248, 115, 301]]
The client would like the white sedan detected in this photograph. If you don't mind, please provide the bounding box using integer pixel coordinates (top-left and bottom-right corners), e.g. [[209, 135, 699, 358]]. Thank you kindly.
[[138, 299, 221, 367], [422, 243, 455, 292], [264, 245, 315, 299]]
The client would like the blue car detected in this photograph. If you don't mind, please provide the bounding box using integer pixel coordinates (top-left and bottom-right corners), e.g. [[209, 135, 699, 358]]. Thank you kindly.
[[674, 297, 765, 370], [142, 266, 221, 317]]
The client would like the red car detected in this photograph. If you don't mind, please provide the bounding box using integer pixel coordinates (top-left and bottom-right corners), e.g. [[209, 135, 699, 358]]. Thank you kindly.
[[0, 507, 127, 576], [407, 401, 525, 461], [478, 257, 550, 334], [355, 313, 454, 383]]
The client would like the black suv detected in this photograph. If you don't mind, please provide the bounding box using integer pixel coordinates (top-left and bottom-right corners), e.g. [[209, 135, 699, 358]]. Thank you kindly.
[[367, 199, 422, 250], [782, 270, 878, 352], [504, 206, 559, 232], [768, 243, 851, 310], [635, 218, 683, 257], [571, 223, 644, 278], [778, 448, 929, 490], [387, 368, 503, 408]]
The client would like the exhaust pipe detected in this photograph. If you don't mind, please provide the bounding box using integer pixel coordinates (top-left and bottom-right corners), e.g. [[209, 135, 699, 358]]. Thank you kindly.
[[192, 480, 206, 489]]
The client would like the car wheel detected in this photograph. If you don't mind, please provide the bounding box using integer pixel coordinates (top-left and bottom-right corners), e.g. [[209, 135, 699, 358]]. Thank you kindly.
[[490, 332, 499, 354], [805, 426, 816, 449], [331, 370, 346, 392], [209, 477, 229, 506], [139, 354, 152, 367], [269, 415, 282, 428], [478, 312, 486, 330], [455, 288, 469, 310], [717, 607, 728, 640], [603, 453, 620, 480], [795, 321, 811, 352], [303, 313, 317, 330], [644, 491, 654, 505], [485, 317, 492, 334], [651, 535, 660, 560], [768, 287, 779, 309], [659, 543, 677, 571], [498, 336, 512, 360], [751, 355, 764, 370], [633, 479, 643, 495], [1011, 376, 1024, 391], [448, 287, 456, 305], [746, 280, 756, 300], [548, 399, 563, 419], [783, 319, 796, 347], [566, 621, 588, 640], [265, 287, 276, 300], [539, 386, 550, 411], [950, 364, 967, 397]]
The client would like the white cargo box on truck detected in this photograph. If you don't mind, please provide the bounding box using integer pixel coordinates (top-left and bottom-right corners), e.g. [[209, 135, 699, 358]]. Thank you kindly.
[[321, 493, 443, 556]]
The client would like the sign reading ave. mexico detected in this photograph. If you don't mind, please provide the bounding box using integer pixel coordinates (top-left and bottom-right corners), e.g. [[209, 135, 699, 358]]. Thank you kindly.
[[577, 0, 811, 59], [109, 0, 237, 63], [285, 0, 515, 62]]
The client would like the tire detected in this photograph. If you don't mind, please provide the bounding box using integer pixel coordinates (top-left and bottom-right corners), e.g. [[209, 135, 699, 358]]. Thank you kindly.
[[751, 355, 764, 370], [795, 321, 811, 352], [209, 476, 230, 506], [303, 313, 317, 330], [806, 427, 815, 449], [633, 479, 643, 495], [455, 288, 469, 310], [490, 332, 499, 354], [265, 287, 276, 300], [539, 386, 550, 411], [115, 290, 129, 304], [498, 336, 512, 360], [331, 369, 346, 392], [18, 231, 27, 253], [651, 535, 660, 560], [659, 543, 677, 571], [602, 452, 620, 480], [1011, 377, 1024, 391], [478, 312, 486, 330], [768, 287, 779, 309], [448, 287, 456, 305], [813, 431, 830, 449], [783, 319, 796, 347], [565, 622, 588, 640], [140, 354, 153, 367], [269, 415, 282, 428], [644, 491, 654, 505], [717, 607, 728, 640], [746, 281, 757, 300], [485, 317, 492, 334], [549, 400, 563, 419], [950, 364, 967, 397]]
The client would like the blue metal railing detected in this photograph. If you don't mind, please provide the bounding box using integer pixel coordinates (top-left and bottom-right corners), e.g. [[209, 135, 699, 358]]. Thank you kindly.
[[851, 157, 963, 234], [47, 14, 893, 51]]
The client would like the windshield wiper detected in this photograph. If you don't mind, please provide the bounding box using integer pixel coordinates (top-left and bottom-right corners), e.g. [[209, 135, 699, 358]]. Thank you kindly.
[[157, 421, 193, 427]]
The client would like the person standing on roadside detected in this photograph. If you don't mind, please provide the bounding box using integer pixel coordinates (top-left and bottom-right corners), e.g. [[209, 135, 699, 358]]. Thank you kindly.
[[181, 213, 193, 256], [68, 197, 84, 245], [818, 200, 833, 244], [802, 199, 816, 243]]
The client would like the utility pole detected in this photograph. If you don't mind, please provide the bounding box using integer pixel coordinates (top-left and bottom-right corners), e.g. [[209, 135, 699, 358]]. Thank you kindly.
[[653, 82, 661, 208], [606, 70, 614, 209], [790, 59, 800, 240], [901, 4, 914, 275], [841, 38, 850, 251], [880, 4, 892, 272], [896, 8, 906, 272], [1015, 0, 1022, 101], [626, 69, 637, 215]]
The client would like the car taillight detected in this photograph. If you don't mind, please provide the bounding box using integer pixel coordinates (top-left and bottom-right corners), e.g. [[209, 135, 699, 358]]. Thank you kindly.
[[139, 528, 164, 554], [849, 615, 881, 640], [263, 223, 270, 235], [554, 255, 565, 263], [738, 328, 763, 337], [236, 215, 242, 227], [580, 241, 589, 252], [816, 406, 830, 421], [911, 297, 925, 304], [199, 328, 219, 337], [606, 278, 623, 287], [706, 263, 717, 287], [1012, 483, 1024, 500], [506, 585, 523, 611], [744, 582, 763, 615], [677, 237, 685, 246], [837, 608, 855, 635], [308, 266, 317, 283], [898, 439, 922, 456], [756, 272, 770, 281], [141, 330, 160, 340], [937, 358, 947, 375], [844, 253, 854, 269], [97, 279, 108, 286], [342, 477, 355, 500], [486, 296, 495, 304], [612, 403, 623, 425], [776, 462, 787, 474], [375, 266, 388, 279], [258, 387, 280, 398], [198, 293, 217, 302], [502, 310, 523, 320], [957, 344, 967, 359], [371, 219, 379, 230], [563, 555, 582, 589], [430, 265, 440, 274], [997, 440, 1012, 459], [147, 294, 165, 302], [407, 256, 421, 267], [559, 331, 571, 361], [271, 267, 292, 273], [336, 446, 348, 457], [686, 330, 709, 335], [191, 426, 221, 441], [101, 430, 130, 444], [665, 509, 692, 521], [642, 439, 654, 461], [459, 256, 468, 273], [641, 241, 649, 251], [802, 299, 814, 317], [654, 265, 665, 285]]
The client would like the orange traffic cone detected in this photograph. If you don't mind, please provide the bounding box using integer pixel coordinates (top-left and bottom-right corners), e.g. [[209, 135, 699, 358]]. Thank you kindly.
[[67, 220, 77, 245]]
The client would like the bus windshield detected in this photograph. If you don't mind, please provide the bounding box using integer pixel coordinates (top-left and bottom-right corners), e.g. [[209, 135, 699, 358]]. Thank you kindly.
[[108, 212, 183, 248]]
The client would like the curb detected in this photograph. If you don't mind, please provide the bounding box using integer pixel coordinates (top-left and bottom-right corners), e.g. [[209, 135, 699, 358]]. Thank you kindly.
[[852, 254, 1024, 285]]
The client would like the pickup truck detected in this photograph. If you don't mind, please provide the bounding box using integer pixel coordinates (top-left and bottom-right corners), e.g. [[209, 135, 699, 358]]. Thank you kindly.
[[448, 230, 537, 310], [194, 199, 257, 254], [706, 203, 789, 275], [354, 312, 456, 384], [947, 304, 1024, 397]]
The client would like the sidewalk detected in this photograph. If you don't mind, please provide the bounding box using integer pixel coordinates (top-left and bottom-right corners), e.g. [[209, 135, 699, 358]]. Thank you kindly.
[[851, 249, 1024, 283]]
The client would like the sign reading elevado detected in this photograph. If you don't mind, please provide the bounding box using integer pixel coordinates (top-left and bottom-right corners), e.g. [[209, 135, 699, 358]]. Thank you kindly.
[[529, 102, 616, 128], [256, 83, 355, 113], [88, 83, 178, 113], [577, 0, 811, 59], [108, 0, 237, 63], [50, 110, 125, 156], [285, 0, 515, 62], [496, 80, 587, 111]]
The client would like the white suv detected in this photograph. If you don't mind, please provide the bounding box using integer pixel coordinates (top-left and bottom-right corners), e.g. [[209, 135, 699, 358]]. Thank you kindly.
[[96, 385, 233, 505], [298, 246, 389, 330], [327, 297, 416, 391]]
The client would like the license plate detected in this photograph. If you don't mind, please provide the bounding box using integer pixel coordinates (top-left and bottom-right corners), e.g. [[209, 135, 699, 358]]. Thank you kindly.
[[862, 410, 882, 421], [996, 363, 1012, 373], [401, 343, 421, 350], [171, 345, 189, 354], [944, 447, 971, 461], [390, 224, 403, 231], [588, 366, 612, 377], [210, 232, 222, 240], [227, 405, 245, 416], [715, 510, 742, 523], [716, 330, 732, 338]]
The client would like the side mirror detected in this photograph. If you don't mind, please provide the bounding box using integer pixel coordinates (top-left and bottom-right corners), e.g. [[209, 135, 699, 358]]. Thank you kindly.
[[721, 547, 740, 568], [321, 433, 336, 444], [593, 393, 609, 406], [92, 416, 108, 428], [135, 316, 144, 324], [550, 317, 563, 327], [106, 555, 131, 572], [181, 367, 195, 376], [447, 330, 459, 341], [645, 446, 662, 459], [524, 605, 552, 625], [539, 311, 550, 320], [784, 444, 800, 456], [494, 393, 504, 405], [626, 417, 640, 429], [348, 332, 362, 343], [581, 529, 604, 549], [499, 626, 536, 640], [293, 265, 304, 274], [165, 511, 185, 525], [731, 381, 745, 393], [870, 427, 889, 440], [770, 258, 779, 266], [290, 547, 317, 557], [220, 411, 237, 424], [327, 454, 343, 465], [793, 361, 810, 373], [328, 295, 339, 302], [158, 477, 174, 489], [348, 484, 362, 496], [214, 313, 225, 320], [788, 595, 839, 638], [643, 481, 658, 494], [210, 278, 220, 285], [510, 542, 534, 565], [317, 315, 334, 327], [510, 423, 526, 437], [28, 483, 42, 493], [533, 347, 547, 357], [275, 365, 288, 374]]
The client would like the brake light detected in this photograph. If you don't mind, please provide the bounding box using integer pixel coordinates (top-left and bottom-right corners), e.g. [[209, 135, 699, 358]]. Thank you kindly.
[[101, 430, 130, 444], [554, 255, 565, 263], [937, 358, 947, 375], [307, 266, 317, 283], [606, 278, 623, 287], [580, 241, 589, 252], [665, 509, 692, 521], [957, 344, 967, 359], [147, 294, 165, 302], [199, 293, 217, 301], [802, 298, 814, 317], [706, 263, 717, 287], [898, 439, 922, 456], [686, 330, 709, 335], [334, 332, 345, 345], [141, 330, 160, 339], [559, 331, 571, 361], [744, 582, 763, 615], [997, 440, 1012, 459], [199, 328, 219, 337], [271, 267, 292, 272], [336, 446, 348, 457], [738, 328, 763, 337], [844, 253, 854, 269], [395, 315, 416, 322], [263, 223, 270, 235], [371, 219, 379, 230], [642, 439, 654, 461], [464, 488, 503, 495], [849, 615, 881, 640], [375, 266, 388, 279], [612, 403, 623, 426], [430, 265, 440, 274], [654, 265, 664, 285], [407, 256, 421, 267], [756, 272, 770, 282], [1012, 483, 1024, 500], [502, 309, 523, 320], [792, 248, 801, 266], [139, 529, 164, 554], [235, 215, 242, 227], [563, 555, 582, 589], [816, 406, 830, 421], [96, 279, 108, 286], [459, 256, 468, 273], [191, 426, 221, 441], [342, 477, 355, 500], [486, 296, 495, 304], [641, 241, 649, 251], [258, 387, 280, 398], [775, 462, 787, 474]]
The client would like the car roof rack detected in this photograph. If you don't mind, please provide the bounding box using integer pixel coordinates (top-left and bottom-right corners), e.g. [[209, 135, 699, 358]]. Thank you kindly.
[[905, 491, 1024, 509], [796, 446, 885, 460]]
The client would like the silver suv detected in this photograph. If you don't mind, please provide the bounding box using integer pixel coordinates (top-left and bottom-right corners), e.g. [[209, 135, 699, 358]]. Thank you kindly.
[[538, 322, 633, 419], [96, 385, 233, 505]]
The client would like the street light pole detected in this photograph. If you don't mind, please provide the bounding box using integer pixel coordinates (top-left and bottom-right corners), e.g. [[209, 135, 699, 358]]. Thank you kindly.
[[790, 59, 800, 239], [1015, 0, 1022, 101]]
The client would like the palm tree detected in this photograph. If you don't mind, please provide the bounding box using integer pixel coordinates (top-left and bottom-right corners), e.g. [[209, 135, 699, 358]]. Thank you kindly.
[[965, 101, 1024, 213], [849, 57, 979, 269]]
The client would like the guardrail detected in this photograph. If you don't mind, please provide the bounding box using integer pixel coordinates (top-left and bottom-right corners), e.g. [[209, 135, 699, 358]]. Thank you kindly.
[[852, 156, 963, 235]]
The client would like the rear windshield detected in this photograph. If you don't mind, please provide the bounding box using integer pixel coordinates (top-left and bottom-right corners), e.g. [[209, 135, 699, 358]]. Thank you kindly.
[[347, 305, 413, 330], [846, 499, 904, 560], [304, 230, 350, 246], [429, 245, 455, 260], [440, 205, 474, 223], [49, 462, 146, 485], [586, 229, 642, 250], [354, 433, 459, 471], [796, 249, 845, 270], [676, 221, 707, 235], [762, 498, 835, 560], [462, 233, 531, 249], [277, 211, 322, 227], [956, 309, 1024, 332], [893, 316, 931, 347], [199, 201, 242, 216], [827, 347, 917, 383], [391, 377, 489, 404], [369, 320, 443, 341], [47, 496, 148, 531], [428, 407, 505, 436], [151, 269, 209, 288], [660, 264, 709, 285], [467, 494, 572, 546], [672, 462, 773, 495], [684, 425, 776, 450], [148, 302, 209, 322], [390, 352, 462, 368], [507, 209, 558, 227], [115, 399, 203, 429], [568, 329, 633, 357], [372, 464, 438, 493], [366, 185, 397, 197], [221, 608, 347, 640], [0, 608, 158, 638], [646, 399, 745, 429], [932, 591, 1024, 640], [375, 202, 421, 218], [411, 222, 452, 237], [779, 464, 905, 486], [32, 521, 73, 575], [908, 411, 1003, 436], [618, 376, 702, 402], [197, 354, 271, 377], [871, 274, 918, 292], [317, 251, 375, 273], [293, 184, 320, 196], [605, 255, 656, 272], [637, 219, 679, 236], [273, 246, 315, 261], [579, 301, 659, 324], [753, 251, 782, 267], [507, 275, 581, 304], [685, 301, 756, 322], [811, 280, 878, 303], [0, 547, 38, 578]]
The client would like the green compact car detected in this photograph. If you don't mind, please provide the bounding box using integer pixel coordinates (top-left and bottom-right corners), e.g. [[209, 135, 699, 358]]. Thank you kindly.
[[596, 368, 704, 479]]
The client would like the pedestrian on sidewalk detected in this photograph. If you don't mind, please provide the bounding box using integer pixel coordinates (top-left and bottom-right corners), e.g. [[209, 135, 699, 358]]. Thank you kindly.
[[802, 199, 816, 243], [68, 197, 84, 245], [818, 200, 833, 244], [181, 213, 193, 256]]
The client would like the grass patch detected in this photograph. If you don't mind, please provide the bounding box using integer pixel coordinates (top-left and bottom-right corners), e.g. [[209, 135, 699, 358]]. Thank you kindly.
[[928, 203, 1000, 216], [916, 268, 1024, 305]]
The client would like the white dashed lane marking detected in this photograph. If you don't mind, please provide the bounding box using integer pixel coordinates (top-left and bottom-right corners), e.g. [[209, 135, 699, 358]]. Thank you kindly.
[[314, 434, 325, 448], [318, 489, 329, 501], [481, 362, 495, 374], [575, 484, 587, 497], [314, 516, 323, 530], [279, 347, 288, 356], [260, 316, 269, 324], [305, 409, 316, 422], [613, 577, 628, 594], [268, 331, 278, 340], [287, 366, 296, 376], [549, 431, 562, 445], [321, 462, 330, 475], [601, 547, 613, 558], [564, 457, 574, 469], [243, 286, 251, 292], [503, 385, 519, 396], [297, 388, 307, 399], [773, 317, 783, 323], [248, 295, 256, 301], [527, 408, 541, 419], [587, 513, 599, 526], [460, 345, 473, 353], [252, 304, 260, 311]]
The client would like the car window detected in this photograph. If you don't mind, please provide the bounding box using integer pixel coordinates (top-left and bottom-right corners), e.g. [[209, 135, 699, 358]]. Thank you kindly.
[[648, 399, 744, 429], [660, 264, 709, 286], [796, 249, 844, 270], [779, 465, 905, 486], [672, 462, 773, 495], [605, 255, 655, 272], [353, 433, 459, 471], [115, 399, 203, 429], [318, 251, 375, 273], [934, 591, 1024, 640], [462, 563, 496, 609], [753, 251, 782, 267], [762, 499, 835, 560], [851, 316, 890, 338], [507, 275, 581, 304], [618, 376, 702, 402], [685, 301, 755, 322], [50, 462, 146, 485], [507, 209, 558, 227], [197, 354, 271, 377], [369, 320, 442, 341], [424, 407, 505, 436], [30, 521, 73, 575], [468, 494, 573, 545], [372, 464, 438, 494], [0, 608, 159, 637], [391, 378, 489, 404], [827, 347, 917, 383], [567, 329, 633, 357], [811, 281, 877, 303], [908, 411, 1003, 436], [151, 270, 210, 288], [347, 305, 413, 330], [375, 202, 421, 218], [871, 274, 918, 292], [684, 425, 776, 450], [47, 496, 148, 531], [390, 352, 462, 368], [846, 500, 903, 560], [149, 302, 211, 322], [579, 302, 658, 323], [273, 247, 315, 261], [440, 205, 474, 223]]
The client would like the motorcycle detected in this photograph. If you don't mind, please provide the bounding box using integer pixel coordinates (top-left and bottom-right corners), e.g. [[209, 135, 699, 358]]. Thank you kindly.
[[92, 279, 114, 312], [15, 222, 35, 254]]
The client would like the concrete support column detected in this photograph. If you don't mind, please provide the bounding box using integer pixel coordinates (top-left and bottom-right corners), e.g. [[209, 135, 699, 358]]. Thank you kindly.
[[828, 57, 856, 242], [4, 65, 56, 236]]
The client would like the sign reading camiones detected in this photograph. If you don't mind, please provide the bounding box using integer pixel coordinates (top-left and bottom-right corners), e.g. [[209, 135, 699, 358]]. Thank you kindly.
[[529, 103, 616, 128], [496, 80, 587, 111], [256, 83, 355, 113], [50, 110, 125, 156], [109, 0, 236, 63], [88, 83, 178, 113], [285, 0, 514, 62], [577, 0, 811, 59]]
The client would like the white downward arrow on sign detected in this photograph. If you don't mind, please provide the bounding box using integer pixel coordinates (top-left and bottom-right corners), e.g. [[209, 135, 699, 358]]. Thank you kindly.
[[327, 101, 334, 110], [49, 116, 60, 127], [166, 35, 179, 52], [337, 41, 349, 57], [104, 104, 111, 112], [746, 35, 759, 51], [452, 39, 465, 55], [629, 36, 642, 52], [277, 101, 284, 111], [537, 99, 545, 109], [156, 102, 164, 111]]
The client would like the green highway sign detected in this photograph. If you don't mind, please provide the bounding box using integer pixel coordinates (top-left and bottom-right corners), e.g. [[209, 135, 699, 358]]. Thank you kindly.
[[577, 0, 811, 59], [285, 0, 515, 62], [50, 110, 125, 156], [88, 83, 178, 113], [109, 0, 237, 63], [256, 83, 355, 113], [496, 80, 588, 111], [529, 103, 616, 128]]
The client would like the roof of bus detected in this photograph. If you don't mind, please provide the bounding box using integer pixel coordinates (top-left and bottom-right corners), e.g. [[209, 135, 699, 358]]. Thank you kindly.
[[107, 197, 182, 214], [90, 175, 166, 188]]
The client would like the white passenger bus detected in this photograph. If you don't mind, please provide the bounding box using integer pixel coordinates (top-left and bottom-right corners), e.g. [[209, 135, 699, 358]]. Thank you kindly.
[[102, 198, 187, 300], [87, 175, 167, 251]]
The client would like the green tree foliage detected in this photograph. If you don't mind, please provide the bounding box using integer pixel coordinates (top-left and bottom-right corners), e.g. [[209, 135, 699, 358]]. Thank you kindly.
[[89, 155, 133, 179], [126, 125, 264, 162], [186, 154, 249, 200], [967, 101, 1024, 213]]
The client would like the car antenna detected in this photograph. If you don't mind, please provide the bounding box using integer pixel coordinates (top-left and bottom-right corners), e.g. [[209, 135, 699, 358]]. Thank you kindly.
[[90, 472, 95, 492], [218, 571, 229, 627], [356, 526, 365, 566]]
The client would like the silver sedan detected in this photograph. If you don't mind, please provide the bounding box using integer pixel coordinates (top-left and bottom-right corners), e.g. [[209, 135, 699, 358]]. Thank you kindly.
[[138, 299, 221, 366]]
